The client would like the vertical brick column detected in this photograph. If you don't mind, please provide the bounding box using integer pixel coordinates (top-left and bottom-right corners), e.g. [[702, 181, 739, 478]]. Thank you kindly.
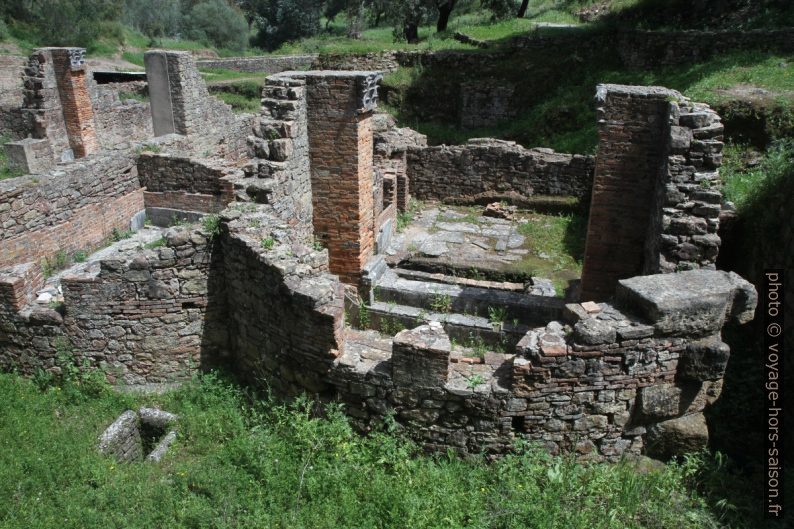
[[50, 48, 98, 158], [304, 72, 381, 286], [580, 85, 675, 302]]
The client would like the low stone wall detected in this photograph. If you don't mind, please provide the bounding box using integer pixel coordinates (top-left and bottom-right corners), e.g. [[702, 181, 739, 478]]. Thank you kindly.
[[61, 227, 222, 384], [138, 153, 238, 214], [0, 225, 223, 385], [0, 150, 144, 269], [407, 139, 594, 202], [615, 28, 794, 68], [196, 54, 317, 73], [91, 81, 153, 149]]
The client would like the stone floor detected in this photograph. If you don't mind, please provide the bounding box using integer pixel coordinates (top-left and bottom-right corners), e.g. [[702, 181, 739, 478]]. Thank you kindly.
[[388, 205, 529, 271], [386, 204, 585, 298], [35, 226, 168, 305]]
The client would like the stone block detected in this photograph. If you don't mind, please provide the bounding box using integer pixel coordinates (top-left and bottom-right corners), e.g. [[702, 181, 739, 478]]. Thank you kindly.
[[615, 269, 757, 336], [638, 383, 682, 420], [678, 335, 730, 381], [573, 318, 616, 345], [645, 412, 709, 460], [4, 138, 54, 174], [392, 322, 451, 388]]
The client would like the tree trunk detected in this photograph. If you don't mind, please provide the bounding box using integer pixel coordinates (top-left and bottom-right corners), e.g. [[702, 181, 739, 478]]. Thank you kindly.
[[436, 1, 456, 32], [517, 0, 530, 18], [405, 23, 419, 43]]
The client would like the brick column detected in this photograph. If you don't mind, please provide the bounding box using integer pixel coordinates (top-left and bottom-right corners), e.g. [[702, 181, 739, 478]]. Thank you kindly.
[[50, 48, 98, 158], [580, 85, 674, 302], [303, 72, 382, 286]]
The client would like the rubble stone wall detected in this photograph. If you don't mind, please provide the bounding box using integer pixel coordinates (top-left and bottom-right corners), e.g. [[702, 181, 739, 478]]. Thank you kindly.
[[581, 85, 725, 302], [90, 81, 153, 149], [0, 226, 225, 385], [220, 206, 345, 394], [407, 139, 595, 202], [138, 153, 238, 214], [0, 150, 144, 269], [0, 55, 28, 139], [196, 54, 317, 73]]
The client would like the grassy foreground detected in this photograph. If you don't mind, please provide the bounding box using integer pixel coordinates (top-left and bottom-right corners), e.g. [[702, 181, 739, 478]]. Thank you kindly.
[[0, 370, 728, 529]]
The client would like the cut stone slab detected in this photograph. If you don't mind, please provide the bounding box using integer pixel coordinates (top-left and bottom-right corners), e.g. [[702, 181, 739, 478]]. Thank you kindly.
[[615, 270, 757, 336]]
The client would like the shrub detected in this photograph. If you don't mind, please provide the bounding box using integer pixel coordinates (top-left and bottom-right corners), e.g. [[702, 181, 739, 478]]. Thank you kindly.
[[122, 0, 182, 40], [184, 0, 249, 51], [251, 0, 324, 51]]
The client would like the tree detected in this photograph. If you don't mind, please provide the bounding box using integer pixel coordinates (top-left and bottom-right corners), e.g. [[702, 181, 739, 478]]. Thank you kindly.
[[517, 0, 529, 17], [251, 0, 324, 51], [385, 0, 431, 43], [123, 0, 182, 40], [184, 0, 249, 50], [2, 0, 124, 48], [434, 0, 457, 32], [482, 0, 515, 20]]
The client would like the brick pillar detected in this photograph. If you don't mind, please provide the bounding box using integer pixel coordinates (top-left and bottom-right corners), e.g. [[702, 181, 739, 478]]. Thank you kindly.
[[50, 48, 98, 158], [304, 72, 382, 286], [580, 85, 674, 302]]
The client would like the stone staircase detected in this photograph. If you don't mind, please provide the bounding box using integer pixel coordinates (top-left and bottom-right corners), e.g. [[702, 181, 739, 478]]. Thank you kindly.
[[359, 256, 565, 351]]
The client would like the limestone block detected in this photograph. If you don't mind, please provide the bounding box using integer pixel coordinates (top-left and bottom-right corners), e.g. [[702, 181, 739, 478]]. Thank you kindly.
[[392, 321, 451, 388], [615, 269, 757, 336], [678, 335, 730, 381], [573, 318, 616, 345], [638, 383, 682, 420]]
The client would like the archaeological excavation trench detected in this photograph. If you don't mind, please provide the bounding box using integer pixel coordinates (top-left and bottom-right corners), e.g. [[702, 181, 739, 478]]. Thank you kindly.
[[0, 47, 757, 461]]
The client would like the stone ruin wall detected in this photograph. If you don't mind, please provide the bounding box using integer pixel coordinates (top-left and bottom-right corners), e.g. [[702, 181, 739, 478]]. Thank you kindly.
[[0, 226, 224, 385], [0, 149, 145, 269], [580, 85, 725, 302], [137, 153, 238, 216], [0, 48, 761, 461], [407, 138, 595, 203]]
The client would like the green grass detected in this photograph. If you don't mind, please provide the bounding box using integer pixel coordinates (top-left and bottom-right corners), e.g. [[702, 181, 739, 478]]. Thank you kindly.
[[0, 370, 734, 529], [515, 211, 587, 296], [214, 92, 260, 113], [391, 49, 793, 154], [721, 139, 794, 211], [0, 135, 25, 181]]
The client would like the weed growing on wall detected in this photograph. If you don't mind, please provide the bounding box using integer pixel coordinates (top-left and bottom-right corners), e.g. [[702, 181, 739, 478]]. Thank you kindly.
[[202, 214, 221, 240]]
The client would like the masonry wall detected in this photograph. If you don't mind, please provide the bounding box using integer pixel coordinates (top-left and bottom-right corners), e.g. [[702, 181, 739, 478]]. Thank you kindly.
[[61, 228, 222, 384], [0, 150, 144, 269], [91, 81, 153, 149], [304, 73, 376, 285], [196, 54, 317, 73], [0, 55, 28, 139], [0, 226, 225, 385], [644, 101, 724, 273], [407, 139, 595, 202], [580, 86, 672, 302], [21, 49, 70, 162], [242, 73, 314, 235], [221, 207, 345, 394], [138, 153, 238, 214]]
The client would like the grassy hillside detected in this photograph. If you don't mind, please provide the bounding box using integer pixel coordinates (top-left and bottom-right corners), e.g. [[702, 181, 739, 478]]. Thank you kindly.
[[0, 369, 737, 529]]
